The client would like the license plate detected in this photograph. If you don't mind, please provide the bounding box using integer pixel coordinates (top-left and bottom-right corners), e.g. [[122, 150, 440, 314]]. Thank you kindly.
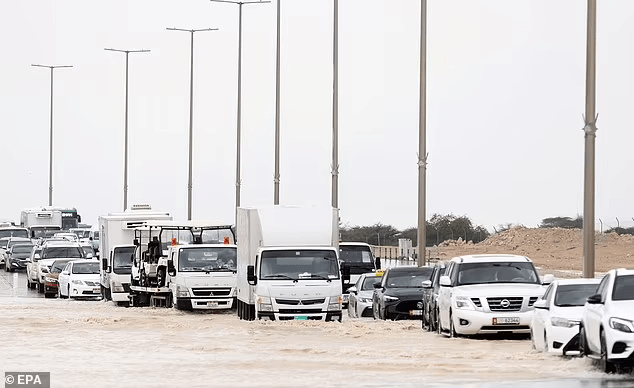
[[409, 310, 422, 316], [295, 316, 308, 321], [92, 288, 100, 293], [493, 317, 520, 325], [207, 302, 218, 307]]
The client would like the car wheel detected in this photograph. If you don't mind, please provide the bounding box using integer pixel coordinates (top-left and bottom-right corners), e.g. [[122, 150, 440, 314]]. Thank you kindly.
[[37, 283, 44, 294], [372, 303, 378, 320], [544, 331, 549, 352], [600, 330, 616, 373], [436, 309, 442, 335], [449, 311, 459, 338], [579, 325, 588, 356], [67, 285, 72, 299]]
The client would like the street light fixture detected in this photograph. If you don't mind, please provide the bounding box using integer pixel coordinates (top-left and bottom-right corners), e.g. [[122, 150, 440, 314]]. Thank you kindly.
[[167, 27, 218, 220], [31, 64, 73, 207], [104, 48, 151, 212], [209, 0, 270, 223]]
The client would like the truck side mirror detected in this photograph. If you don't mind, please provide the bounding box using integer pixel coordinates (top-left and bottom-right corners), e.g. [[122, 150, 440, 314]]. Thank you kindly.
[[375, 257, 381, 270], [168, 259, 176, 276], [342, 264, 350, 282], [247, 265, 257, 285], [101, 258, 108, 272]]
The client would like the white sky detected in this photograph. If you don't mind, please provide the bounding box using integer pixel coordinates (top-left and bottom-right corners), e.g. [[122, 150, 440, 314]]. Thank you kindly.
[[1, 0, 633, 232]]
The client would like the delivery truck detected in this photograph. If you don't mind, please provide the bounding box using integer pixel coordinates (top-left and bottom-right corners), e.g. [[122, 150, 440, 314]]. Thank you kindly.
[[236, 206, 344, 322]]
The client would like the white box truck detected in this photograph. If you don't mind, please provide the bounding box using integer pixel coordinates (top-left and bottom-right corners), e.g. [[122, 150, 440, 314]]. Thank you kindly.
[[20, 208, 63, 239], [236, 206, 344, 322], [127, 221, 237, 311], [98, 205, 172, 305]]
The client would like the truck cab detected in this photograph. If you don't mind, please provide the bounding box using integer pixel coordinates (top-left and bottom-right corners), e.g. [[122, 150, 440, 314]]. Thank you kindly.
[[339, 242, 378, 308]]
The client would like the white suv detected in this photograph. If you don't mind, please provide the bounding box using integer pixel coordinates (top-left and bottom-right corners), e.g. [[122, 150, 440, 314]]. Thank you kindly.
[[580, 268, 634, 373], [437, 254, 552, 337]]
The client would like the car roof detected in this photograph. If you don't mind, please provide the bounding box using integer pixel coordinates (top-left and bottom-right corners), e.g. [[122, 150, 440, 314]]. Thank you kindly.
[[386, 266, 431, 272], [339, 242, 372, 248], [43, 241, 81, 248], [449, 254, 533, 264], [7, 237, 31, 242], [553, 278, 601, 286], [614, 268, 634, 276]]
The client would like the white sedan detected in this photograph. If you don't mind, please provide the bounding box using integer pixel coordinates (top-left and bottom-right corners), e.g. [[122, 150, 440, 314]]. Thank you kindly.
[[580, 268, 634, 373], [348, 272, 383, 318], [531, 278, 600, 355], [58, 260, 102, 299]]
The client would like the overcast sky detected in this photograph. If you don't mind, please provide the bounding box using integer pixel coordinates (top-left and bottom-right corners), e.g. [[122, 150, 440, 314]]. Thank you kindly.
[[1, 1, 633, 233]]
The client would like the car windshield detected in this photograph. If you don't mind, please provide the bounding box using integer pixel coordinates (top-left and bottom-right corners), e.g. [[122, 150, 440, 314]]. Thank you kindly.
[[260, 250, 339, 280], [43, 246, 83, 259], [612, 275, 634, 301], [201, 228, 234, 244], [12, 245, 34, 254], [72, 262, 100, 274], [554, 284, 599, 306], [179, 247, 237, 272], [0, 229, 28, 239], [51, 260, 71, 273], [385, 268, 433, 288], [457, 262, 540, 285], [8, 240, 30, 249], [113, 247, 136, 274], [81, 246, 94, 257], [361, 276, 382, 290], [0, 239, 9, 249]]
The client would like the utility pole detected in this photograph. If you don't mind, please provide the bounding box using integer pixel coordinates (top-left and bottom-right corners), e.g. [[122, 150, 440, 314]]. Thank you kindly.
[[582, 0, 597, 278], [417, 0, 428, 267], [31, 64, 73, 207], [167, 27, 218, 220], [104, 48, 150, 212], [209, 0, 270, 223], [274, 0, 281, 205]]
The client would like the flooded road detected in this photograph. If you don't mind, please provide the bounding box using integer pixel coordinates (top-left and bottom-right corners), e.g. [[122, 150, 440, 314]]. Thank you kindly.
[[1, 270, 632, 387]]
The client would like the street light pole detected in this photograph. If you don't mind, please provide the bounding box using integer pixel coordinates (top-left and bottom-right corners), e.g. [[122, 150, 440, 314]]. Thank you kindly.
[[583, 0, 597, 278], [209, 0, 270, 223], [417, 0, 428, 267], [274, 0, 281, 205], [31, 64, 73, 207], [104, 48, 150, 212], [167, 27, 218, 220], [332, 0, 339, 210]]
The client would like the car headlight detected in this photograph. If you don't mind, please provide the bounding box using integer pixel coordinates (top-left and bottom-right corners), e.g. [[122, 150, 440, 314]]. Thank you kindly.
[[72, 280, 85, 285], [454, 296, 475, 310], [257, 295, 272, 312], [112, 286, 125, 293], [384, 295, 399, 302], [610, 317, 634, 333], [328, 295, 342, 311], [551, 317, 578, 328], [359, 297, 372, 304]]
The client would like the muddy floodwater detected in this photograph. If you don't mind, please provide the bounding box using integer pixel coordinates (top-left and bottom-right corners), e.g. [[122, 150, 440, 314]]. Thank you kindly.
[[0, 271, 629, 387]]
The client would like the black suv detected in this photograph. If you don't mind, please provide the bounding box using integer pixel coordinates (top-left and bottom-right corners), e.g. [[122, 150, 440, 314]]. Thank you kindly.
[[372, 266, 433, 320]]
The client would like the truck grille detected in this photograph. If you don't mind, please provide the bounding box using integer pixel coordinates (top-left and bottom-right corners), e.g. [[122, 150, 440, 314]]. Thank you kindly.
[[192, 288, 232, 297], [276, 298, 325, 306], [278, 308, 322, 314], [487, 297, 523, 312]]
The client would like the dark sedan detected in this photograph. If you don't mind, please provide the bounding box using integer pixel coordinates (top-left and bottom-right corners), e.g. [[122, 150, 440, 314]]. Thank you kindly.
[[421, 261, 446, 331], [372, 266, 433, 321], [5, 244, 34, 272]]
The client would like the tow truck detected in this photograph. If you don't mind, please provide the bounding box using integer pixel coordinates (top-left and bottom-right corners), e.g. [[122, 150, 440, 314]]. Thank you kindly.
[[128, 221, 237, 310]]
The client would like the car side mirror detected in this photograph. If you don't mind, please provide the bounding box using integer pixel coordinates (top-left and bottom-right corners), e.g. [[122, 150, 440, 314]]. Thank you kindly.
[[422, 280, 432, 288], [542, 274, 555, 285], [247, 265, 257, 285], [587, 294, 603, 304], [439, 275, 451, 287], [62, 271, 69, 275], [533, 299, 549, 309], [348, 286, 357, 294], [373, 283, 382, 289]]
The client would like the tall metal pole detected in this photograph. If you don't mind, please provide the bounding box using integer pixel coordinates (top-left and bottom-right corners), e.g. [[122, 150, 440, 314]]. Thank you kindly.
[[583, 0, 597, 278], [209, 0, 270, 223], [104, 48, 151, 212], [417, 0, 428, 267], [31, 64, 73, 207], [274, 0, 281, 205], [331, 0, 339, 210], [167, 27, 218, 220]]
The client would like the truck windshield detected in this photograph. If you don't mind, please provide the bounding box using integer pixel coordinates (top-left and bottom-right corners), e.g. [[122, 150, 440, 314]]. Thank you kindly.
[[0, 229, 28, 239], [113, 247, 135, 274], [179, 247, 237, 272], [456, 262, 540, 286], [201, 228, 234, 244], [260, 250, 339, 280], [339, 245, 375, 274]]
